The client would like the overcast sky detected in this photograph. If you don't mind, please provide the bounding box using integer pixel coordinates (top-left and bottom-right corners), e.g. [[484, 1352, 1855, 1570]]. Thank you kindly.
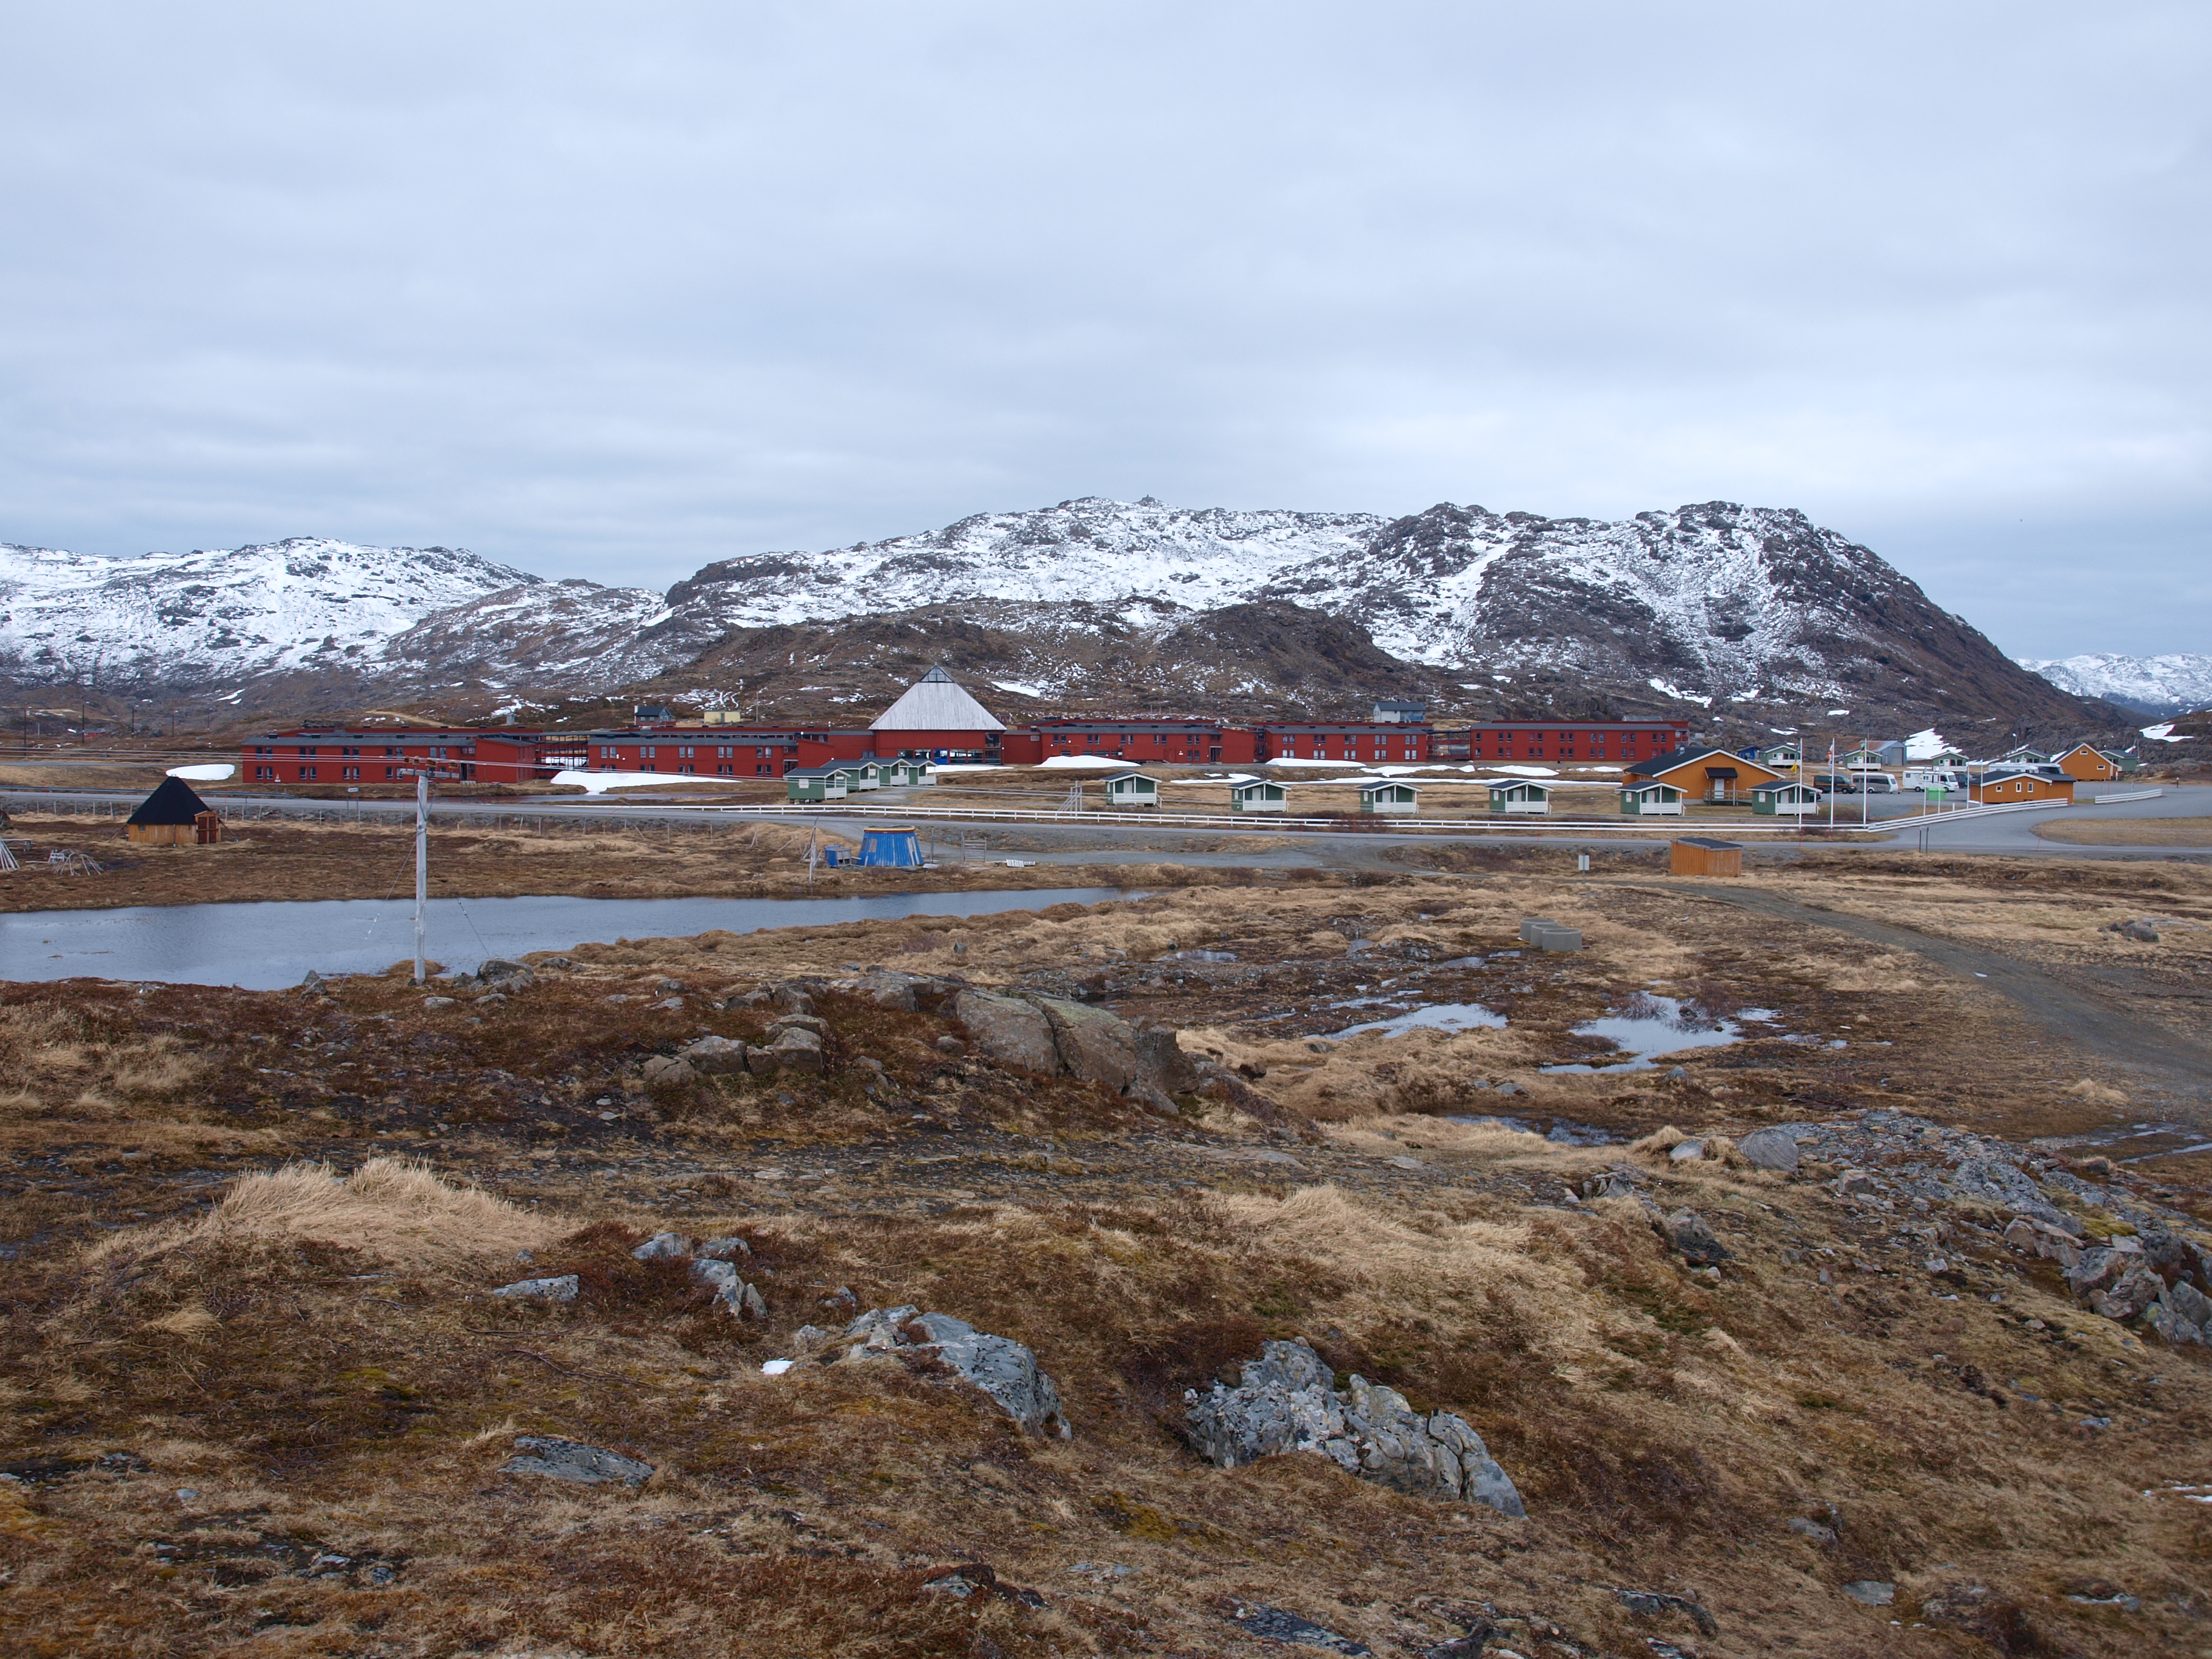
[[2, 2, 2206, 658]]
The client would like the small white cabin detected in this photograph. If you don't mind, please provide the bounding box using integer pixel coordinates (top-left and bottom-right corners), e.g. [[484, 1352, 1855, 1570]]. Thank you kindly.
[[1751, 780, 1821, 816], [1487, 780, 1551, 814], [1228, 780, 1288, 814], [1619, 780, 1684, 816], [1102, 771, 1159, 809], [1756, 743, 1803, 768], [1359, 780, 1421, 816]]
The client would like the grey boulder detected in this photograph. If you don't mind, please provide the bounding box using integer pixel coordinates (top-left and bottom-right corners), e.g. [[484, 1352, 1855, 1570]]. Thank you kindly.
[[1185, 1338, 1524, 1518], [953, 990, 1060, 1074], [641, 1054, 699, 1087], [1660, 1208, 1732, 1266], [954, 987, 1196, 1105], [677, 1035, 749, 1075], [2090, 1264, 2165, 1321], [500, 1435, 653, 1487], [632, 1231, 693, 1261], [492, 1274, 578, 1302], [691, 1257, 768, 1319], [1735, 1127, 1800, 1171], [838, 1305, 1071, 1437]]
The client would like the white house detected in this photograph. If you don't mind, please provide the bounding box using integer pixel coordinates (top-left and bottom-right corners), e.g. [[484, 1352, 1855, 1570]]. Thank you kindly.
[[1619, 780, 1684, 816], [1487, 779, 1551, 814], [1359, 780, 1421, 816], [1102, 771, 1159, 809], [1228, 780, 1288, 814]]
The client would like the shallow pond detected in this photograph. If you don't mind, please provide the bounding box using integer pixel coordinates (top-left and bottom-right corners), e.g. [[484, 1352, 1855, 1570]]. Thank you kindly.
[[1541, 993, 1744, 1073], [0, 888, 1136, 991], [1328, 1002, 1510, 1041]]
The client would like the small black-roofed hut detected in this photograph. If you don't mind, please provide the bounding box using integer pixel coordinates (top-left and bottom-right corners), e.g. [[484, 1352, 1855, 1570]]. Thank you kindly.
[[126, 777, 221, 846]]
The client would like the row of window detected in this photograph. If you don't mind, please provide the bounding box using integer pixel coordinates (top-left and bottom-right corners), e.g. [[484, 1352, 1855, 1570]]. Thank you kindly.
[[594, 744, 789, 760]]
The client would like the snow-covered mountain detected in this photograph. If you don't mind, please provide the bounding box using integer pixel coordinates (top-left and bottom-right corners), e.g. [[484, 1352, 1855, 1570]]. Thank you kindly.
[[654, 497, 2072, 719], [2018, 653, 2212, 719], [0, 501, 2102, 736], [0, 537, 539, 689]]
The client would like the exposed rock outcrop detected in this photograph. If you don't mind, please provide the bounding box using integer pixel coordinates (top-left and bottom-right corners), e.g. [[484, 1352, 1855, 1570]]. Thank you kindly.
[[954, 988, 1195, 1108], [837, 1306, 1071, 1437], [1184, 1338, 1524, 1518]]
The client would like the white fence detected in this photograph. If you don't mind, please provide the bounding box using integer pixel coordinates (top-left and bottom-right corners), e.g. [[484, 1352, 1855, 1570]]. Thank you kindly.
[[2089, 788, 2163, 804]]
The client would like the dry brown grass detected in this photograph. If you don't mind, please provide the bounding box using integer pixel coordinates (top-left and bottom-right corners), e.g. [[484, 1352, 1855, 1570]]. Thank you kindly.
[[89, 1156, 560, 1273], [2034, 816, 2212, 846]]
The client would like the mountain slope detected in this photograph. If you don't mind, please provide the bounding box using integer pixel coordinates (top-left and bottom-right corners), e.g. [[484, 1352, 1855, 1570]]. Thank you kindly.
[[0, 503, 2108, 742], [2019, 653, 2212, 719], [0, 538, 539, 689]]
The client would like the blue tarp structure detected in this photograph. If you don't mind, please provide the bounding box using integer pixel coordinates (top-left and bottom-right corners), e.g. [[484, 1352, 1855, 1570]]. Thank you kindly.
[[857, 827, 924, 868]]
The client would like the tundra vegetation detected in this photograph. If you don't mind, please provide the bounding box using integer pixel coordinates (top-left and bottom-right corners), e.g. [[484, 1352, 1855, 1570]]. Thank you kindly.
[[1, 855, 2209, 1657]]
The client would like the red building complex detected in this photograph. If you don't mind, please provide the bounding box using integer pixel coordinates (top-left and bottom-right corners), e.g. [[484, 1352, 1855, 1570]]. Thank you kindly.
[[243, 727, 577, 785], [242, 672, 1701, 785], [1430, 719, 1689, 765]]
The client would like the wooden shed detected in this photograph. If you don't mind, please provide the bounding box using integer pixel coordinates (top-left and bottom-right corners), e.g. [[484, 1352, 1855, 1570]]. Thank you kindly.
[[1751, 781, 1820, 816], [126, 777, 220, 846], [1618, 780, 1684, 816], [882, 757, 934, 786], [1228, 780, 1287, 814], [1359, 780, 1421, 816], [785, 765, 851, 803], [1102, 771, 1159, 809], [844, 760, 884, 791], [1669, 837, 1743, 877], [1487, 779, 1550, 814]]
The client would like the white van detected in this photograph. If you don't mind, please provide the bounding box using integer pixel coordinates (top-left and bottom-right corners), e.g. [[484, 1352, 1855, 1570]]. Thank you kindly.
[[1900, 766, 1962, 791], [1854, 772, 1898, 794]]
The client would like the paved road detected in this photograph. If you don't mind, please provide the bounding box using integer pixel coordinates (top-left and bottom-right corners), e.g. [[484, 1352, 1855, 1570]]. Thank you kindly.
[[1670, 881, 2212, 1102], [7, 782, 2207, 864]]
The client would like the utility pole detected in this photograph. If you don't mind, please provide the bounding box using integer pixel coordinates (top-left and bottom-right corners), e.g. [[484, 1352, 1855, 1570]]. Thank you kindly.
[[397, 765, 461, 983]]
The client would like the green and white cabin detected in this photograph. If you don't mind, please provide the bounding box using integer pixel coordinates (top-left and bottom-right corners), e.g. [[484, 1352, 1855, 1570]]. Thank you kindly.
[[1228, 780, 1288, 814], [1618, 780, 1685, 816], [1359, 780, 1421, 816], [1751, 780, 1821, 816], [1487, 779, 1550, 814], [785, 765, 851, 803], [1102, 771, 1159, 809]]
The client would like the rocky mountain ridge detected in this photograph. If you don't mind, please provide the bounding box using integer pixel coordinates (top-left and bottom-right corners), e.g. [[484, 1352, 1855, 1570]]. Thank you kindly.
[[2017, 652, 2212, 719], [0, 501, 2108, 738]]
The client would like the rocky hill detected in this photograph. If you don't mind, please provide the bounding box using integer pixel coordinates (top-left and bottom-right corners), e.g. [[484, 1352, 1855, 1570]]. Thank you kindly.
[[2019, 652, 2212, 719], [0, 501, 2111, 740], [0, 537, 537, 692]]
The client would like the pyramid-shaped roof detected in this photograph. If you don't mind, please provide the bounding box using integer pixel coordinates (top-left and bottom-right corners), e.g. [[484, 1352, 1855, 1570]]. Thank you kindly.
[[127, 776, 211, 826], [869, 666, 1005, 732]]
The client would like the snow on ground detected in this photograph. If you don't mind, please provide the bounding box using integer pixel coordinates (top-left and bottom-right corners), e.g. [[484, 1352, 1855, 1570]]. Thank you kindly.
[[552, 769, 711, 794], [1035, 754, 1133, 769], [1646, 678, 1712, 707], [2143, 723, 2184, 743], [991, 681, 1047, 698], [167, 763, 235, 781], [1903, 728, 1954, 760], [925, 763, 1002, 774], [1264, 757, 1370, 768], [1487, 763, 1560, 777]]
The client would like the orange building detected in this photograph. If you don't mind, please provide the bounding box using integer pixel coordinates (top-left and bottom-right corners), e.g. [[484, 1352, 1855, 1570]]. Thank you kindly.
[[2053, 744, 2121, 784], [1969, 767, 2076, 804], [1624, 746, 1787, 803]]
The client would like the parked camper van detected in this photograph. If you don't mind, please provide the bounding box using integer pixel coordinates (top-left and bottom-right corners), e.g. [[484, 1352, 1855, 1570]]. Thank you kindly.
[[1901, 766, 1963, 791]]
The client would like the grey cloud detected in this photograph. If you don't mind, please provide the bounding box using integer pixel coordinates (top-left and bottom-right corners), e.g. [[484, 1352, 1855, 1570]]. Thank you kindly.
[[0, 0, 2204, 657]]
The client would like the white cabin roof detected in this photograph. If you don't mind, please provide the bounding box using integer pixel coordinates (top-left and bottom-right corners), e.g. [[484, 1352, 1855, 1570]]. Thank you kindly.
[[870, 666, 1007, 732]]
